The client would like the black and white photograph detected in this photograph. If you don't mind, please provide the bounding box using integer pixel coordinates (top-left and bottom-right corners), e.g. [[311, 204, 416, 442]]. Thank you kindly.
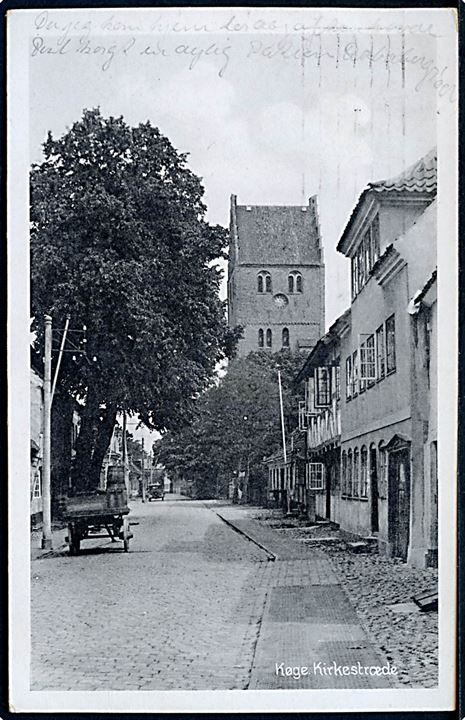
[[8, 5, 457, 713]]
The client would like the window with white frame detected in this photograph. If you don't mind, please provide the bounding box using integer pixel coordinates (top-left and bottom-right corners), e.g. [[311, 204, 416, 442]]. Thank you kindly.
[[351, 214, 380, 299], [359, 341, 366, 393], [360, 334, 376, 386], [376, 324, 385, 380], [306, 462, 325, 490], [351, 349, 359, 396], [386, 314, 396, 373], [345, 355, 352, 400]]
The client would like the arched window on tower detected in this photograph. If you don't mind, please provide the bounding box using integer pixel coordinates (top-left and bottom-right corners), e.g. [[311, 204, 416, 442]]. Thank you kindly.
[[266, 329, 272, 348], [257, 271, 272, 293], [288, 271, 303, 294], [258, 329, 264, 348], [282, 328, 289, 348]]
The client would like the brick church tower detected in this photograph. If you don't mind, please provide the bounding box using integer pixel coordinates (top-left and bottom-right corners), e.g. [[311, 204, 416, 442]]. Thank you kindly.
[[227, 195, 325, 357]]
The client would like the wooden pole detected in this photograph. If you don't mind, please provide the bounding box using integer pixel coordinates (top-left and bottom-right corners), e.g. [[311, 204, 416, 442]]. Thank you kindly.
[[41, 315, 52, 549]]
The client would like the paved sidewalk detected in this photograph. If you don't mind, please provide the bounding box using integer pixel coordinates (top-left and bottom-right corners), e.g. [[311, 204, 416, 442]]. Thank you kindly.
[[207, 502, 398, 690]]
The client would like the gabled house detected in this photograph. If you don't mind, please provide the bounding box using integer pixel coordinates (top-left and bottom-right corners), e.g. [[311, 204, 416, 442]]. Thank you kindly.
[[294, 309, 350, 522], [336, 149, 437, 566]]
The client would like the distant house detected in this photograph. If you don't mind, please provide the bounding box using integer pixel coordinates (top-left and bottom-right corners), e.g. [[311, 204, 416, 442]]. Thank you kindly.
[[30, 369, 44, 523], [30, 364, 82, 522], [335, 149, 437, 566], [228, 195, 325, 356]]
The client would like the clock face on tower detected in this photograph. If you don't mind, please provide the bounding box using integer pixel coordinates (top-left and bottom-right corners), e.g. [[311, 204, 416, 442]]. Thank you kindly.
[[273, 293, 289, 307]]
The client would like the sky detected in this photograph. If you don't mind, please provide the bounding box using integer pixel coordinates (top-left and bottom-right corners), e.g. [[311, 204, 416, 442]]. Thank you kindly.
[[27, 7, 449, 443]]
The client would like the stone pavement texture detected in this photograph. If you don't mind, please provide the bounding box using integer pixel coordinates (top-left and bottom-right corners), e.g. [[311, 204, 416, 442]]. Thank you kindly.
[[31, 497, 270, 691], [206, 502, 397, 689], [31, 497, 398, 692]]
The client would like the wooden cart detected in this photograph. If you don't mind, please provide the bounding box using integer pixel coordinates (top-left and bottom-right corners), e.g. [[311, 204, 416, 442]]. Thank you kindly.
[[63, 479, 133, 555]]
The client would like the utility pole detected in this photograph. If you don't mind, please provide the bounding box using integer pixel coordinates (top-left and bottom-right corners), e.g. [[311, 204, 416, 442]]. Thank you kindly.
[[141, 437, 146, 503], [278, 369, 290, 515], [41, 315, 52, 549]]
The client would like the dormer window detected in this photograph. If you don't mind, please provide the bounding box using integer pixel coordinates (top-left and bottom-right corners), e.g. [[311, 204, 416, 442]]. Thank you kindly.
[[258, 271, 272, 293], [351, 214, 380, 299], [288, 271, 303, 294]]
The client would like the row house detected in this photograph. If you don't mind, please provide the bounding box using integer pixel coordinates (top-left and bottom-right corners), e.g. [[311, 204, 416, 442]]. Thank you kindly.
[[294, 310, 350, 522], [336, 149, 437, 566], [284, 149, 437, 568]]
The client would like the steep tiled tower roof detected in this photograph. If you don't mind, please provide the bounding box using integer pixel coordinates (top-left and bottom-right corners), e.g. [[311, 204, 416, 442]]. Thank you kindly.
[[230, 196, 323, 268]]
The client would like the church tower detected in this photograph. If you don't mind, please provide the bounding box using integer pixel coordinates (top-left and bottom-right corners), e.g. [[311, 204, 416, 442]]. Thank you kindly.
[[228, 195, 325, 357]]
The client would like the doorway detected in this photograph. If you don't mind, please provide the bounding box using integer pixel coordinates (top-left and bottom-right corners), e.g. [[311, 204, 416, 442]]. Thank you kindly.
[[388, 446, 411, 561]]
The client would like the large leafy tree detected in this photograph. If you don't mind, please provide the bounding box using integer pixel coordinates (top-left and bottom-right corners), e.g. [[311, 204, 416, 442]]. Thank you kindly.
[[31, 108, 239, 492], [157, 351, 304, 501]]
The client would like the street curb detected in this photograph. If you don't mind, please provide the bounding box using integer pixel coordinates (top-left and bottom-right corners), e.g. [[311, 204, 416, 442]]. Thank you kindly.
[[212, 510, 277, 562]]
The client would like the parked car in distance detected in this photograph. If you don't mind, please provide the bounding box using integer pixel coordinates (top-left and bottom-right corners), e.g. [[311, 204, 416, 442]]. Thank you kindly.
[[147, 483, 165, 501]]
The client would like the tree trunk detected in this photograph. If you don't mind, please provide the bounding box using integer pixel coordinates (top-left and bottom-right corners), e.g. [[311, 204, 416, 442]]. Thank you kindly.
[[70, 388, 117, 493]]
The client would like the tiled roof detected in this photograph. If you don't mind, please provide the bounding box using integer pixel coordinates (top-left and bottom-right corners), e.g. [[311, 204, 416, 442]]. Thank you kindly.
[[337, 149, 437, 254], [233, 197, 322, 265], [368, 148, 437, 194]]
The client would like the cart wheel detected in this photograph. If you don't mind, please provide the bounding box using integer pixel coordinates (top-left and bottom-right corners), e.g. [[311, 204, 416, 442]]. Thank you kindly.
[[68, 523, 80, 556], [122, 517, 130, 552]]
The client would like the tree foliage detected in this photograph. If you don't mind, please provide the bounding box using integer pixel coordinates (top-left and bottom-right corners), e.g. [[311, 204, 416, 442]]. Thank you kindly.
[[30, 108, 239, 491], [156, 351, 304, 501]]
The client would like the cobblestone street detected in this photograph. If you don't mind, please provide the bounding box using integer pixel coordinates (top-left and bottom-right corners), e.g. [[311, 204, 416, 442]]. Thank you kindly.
[[31, 498, 421, 691], [31, 497, 270, 691]]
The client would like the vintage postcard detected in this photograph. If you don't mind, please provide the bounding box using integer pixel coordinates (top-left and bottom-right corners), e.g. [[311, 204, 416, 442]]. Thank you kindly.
[[8, 5, 457, 713]]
